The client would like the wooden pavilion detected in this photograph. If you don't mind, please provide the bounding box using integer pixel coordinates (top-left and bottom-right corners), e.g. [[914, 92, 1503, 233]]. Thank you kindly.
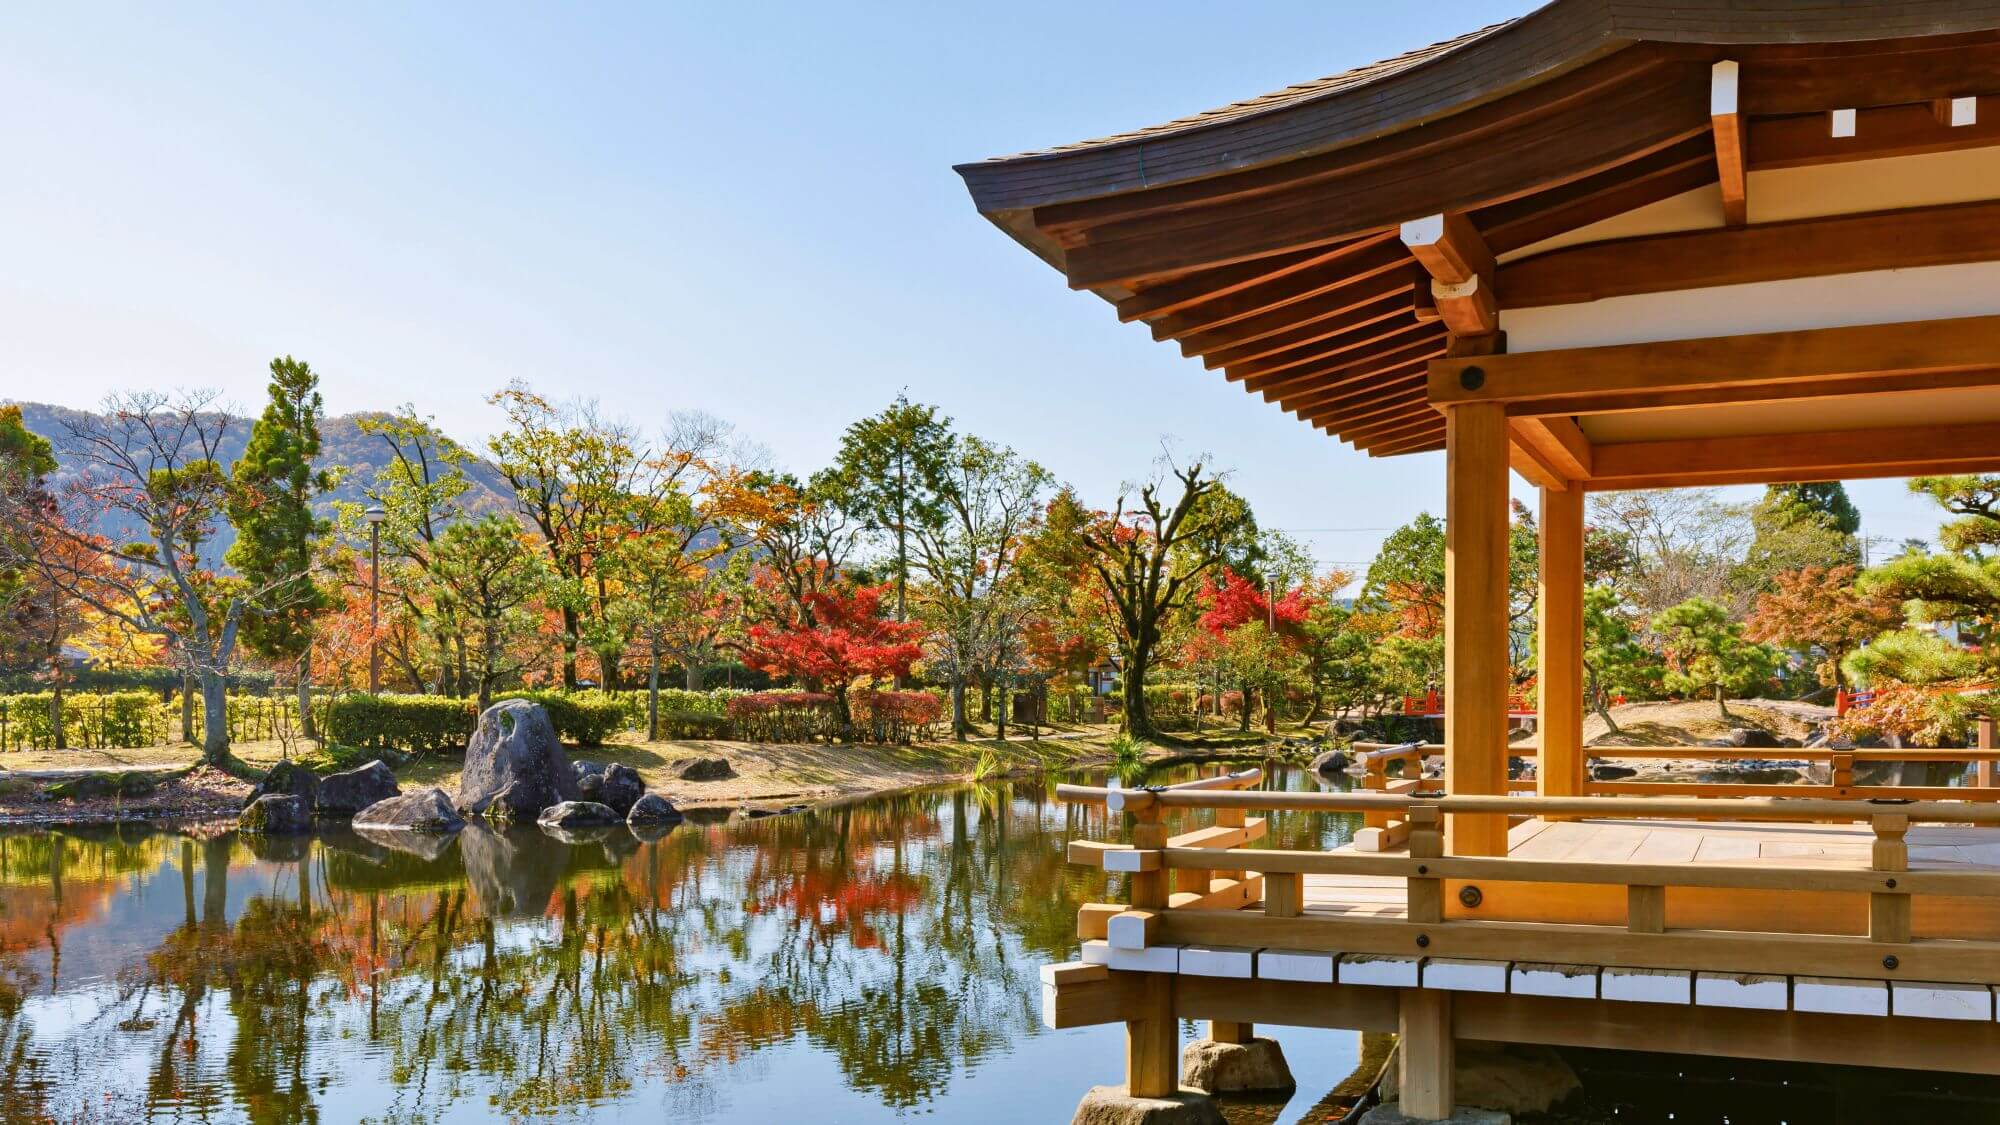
[[958, 2, 2000, 1120]]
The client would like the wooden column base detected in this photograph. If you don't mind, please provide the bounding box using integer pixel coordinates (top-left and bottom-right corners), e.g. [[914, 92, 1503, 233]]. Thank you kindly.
[[1399, 988, 1455, 1119]]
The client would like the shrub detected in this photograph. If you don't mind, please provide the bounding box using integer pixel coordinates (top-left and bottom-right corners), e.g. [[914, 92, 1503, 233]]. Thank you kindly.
[[493, 690, 629, 747], [0, 692, 167, 751], [323, 694, 478, 754], [612, 688, 741, 740], [727, 691, 834, 743], [852, 690, 944, 744]]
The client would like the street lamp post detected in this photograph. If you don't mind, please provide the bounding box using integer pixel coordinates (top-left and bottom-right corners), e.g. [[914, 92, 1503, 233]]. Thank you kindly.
[[366, 506, 386, 695]]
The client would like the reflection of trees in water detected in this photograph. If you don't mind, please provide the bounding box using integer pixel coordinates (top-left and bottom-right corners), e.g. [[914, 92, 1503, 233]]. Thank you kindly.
[[0, 771, 1350, 1121]]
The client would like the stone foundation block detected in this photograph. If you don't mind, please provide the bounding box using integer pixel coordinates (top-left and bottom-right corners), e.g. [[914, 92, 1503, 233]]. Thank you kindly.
[[1359, 1104, 1511, 1124], [1180, 1036, 1296, 1093], [1069, 1084, 1225, 1125]]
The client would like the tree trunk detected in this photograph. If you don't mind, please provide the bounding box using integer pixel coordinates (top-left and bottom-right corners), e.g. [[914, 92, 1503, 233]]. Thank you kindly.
[[199, 668, 230, 768], [951, 677, 967, 742], [296, 649, 317, 740], [181, 669, 196, 744], [1122, 649, 1152, 738], [560, 607, 580, 689], [48, 642, 65, 751], [685, 661, 703, 692], [1239, 676, 1252, 733], [1716, 685, 1731, 722], [648, 647, 662, 742]]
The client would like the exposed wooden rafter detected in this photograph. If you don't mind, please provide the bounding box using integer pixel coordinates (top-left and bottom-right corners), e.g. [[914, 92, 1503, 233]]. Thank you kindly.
[[1401, 212, 1498, 336], [1710, 61, 1747, 226]]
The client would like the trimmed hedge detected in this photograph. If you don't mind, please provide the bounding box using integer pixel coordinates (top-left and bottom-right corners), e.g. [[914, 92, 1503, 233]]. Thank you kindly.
[[322, 694, 477, 754], [0, 692, 160, 750]]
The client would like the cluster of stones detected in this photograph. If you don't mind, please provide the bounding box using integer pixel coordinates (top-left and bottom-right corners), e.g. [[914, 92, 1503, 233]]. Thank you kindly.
[[238, 699, 684, 839]]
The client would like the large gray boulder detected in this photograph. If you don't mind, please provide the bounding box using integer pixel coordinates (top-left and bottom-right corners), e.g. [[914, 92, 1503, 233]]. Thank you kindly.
[[247, 760, 319, 808], [1180, 1037, 1295, 1093], [668, 755, 734, 781], [457, 700, 579, 823], [353, 788, 465, 833], [317, 760, 402, 816], [1310, 749, 1350, 777], [579, 763, 645, 814], [538, 800, 620, 829], [240, 793, 312, 835], [627, 792, 683, 825], [1069, 1085, 1224, 1125]]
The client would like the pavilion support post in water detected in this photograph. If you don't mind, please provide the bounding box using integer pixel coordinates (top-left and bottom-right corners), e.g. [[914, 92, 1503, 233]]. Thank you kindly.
[[1124, 803, 1179, 1098], [1444, 401, 1510, 855], [1538, 485, 1585, 799]]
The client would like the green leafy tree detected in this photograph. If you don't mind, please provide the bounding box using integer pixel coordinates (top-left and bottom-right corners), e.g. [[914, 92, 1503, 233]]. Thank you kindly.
[[1739, 482, 1860, 589], [1651, 597, 1781, 720], [350, 407, 478, 694], [428, 515, 553, 709], [1078, 459, 1255, 738], [226, 357, 335, 737], [1582, 586, 1659, 732]]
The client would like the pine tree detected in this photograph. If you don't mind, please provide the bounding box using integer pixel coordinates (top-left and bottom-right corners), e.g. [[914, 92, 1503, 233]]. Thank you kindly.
[[226, 357, 334, 739]]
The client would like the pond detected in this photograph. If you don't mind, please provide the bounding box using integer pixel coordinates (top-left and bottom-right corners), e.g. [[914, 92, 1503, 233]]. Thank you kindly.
[[0, 762, 1375, 1124], [4, 762, 1997, 1124]]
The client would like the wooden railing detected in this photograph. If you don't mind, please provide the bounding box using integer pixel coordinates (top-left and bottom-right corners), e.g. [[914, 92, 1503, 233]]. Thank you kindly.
[[1060, 778, 2000, 985]]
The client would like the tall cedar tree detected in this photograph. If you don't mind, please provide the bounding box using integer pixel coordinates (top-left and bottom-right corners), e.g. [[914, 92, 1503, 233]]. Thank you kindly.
[[834, 395, 952, 685], [1078, 460, 1254, 738], [226, 357, 334, 737]]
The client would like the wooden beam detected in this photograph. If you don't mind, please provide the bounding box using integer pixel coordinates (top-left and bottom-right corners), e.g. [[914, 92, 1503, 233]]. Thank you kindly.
[[1585, 422, 2000, 491], [1399, 990, 1455, 1119], [1445, 402, 1511, 857], [1506, 367, 2000, 420], [1475, 135, 1716, 256], [1711, 61, 1747, 226], [1179, 284, 1407, 359], [1431, 315, 2000, 411], [1498, 200, 2000, 310], [1508, 416, 1592, 481], [1402, 211, 1498, 336], [1749, 96, 2000, 171], [1539, 486, 1585, 801], [1737, 36, 2000, 116]]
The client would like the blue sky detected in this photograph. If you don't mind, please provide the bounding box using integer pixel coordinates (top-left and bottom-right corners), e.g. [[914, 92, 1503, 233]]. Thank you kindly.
[[0, 2, 1949, 575]]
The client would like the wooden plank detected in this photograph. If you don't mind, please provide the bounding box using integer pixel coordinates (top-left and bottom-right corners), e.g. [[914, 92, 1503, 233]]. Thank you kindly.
[[1498, 199, 2000, 310], [1079, 902, 1122, 940], [1115, 237, 1393, 323], [1041, 965, 1146, 1030], [1446, 400, 1512, 857], [1711, 61, 1747, 227], [1431, 315, 2000, 409]]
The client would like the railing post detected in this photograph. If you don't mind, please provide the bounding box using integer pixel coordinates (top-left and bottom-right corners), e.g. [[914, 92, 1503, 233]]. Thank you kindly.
[[1627, 885, 1666, 934], [1124, 802, 1177, 1099], [1870, 813, 1912, 945], [1832, 751, 1855, 794], [1407, 805, 1444, 924], [1979, 718, 1996, 788], [1264, 871, 1301, 919]]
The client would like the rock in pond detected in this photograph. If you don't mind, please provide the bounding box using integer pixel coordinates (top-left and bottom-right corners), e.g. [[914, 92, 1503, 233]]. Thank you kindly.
[[316, 760, 401, 816], [240, 793, 312, 835], [626, 792, 683, 825], [353, 788, 465, 833], [578, 763, 645, 815], [668, 755, 734, 781], [538, 800, 621, 829], [351, 825, 459, 861], [457, 700, 580, 823], [1069, 1084, 1224, 1125], [246, 759, 318, 808], [573, 760, 605, 781], [1310, 749, 1350, 776], [1590, 763, 1638, 781]]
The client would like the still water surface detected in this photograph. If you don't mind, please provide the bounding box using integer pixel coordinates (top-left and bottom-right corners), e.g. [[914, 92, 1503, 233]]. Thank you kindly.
[[0, 764, 1374, 1123]]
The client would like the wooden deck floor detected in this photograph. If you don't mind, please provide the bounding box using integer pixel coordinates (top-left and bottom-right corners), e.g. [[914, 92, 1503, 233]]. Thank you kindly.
[[1301, 817, 2000, 921]]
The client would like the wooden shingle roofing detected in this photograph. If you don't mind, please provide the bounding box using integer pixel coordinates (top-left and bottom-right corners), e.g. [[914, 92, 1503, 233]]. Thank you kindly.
[[956, 0, 2000, 457]]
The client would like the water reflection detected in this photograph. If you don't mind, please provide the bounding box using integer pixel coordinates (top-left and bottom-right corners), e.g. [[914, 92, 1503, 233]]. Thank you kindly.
[[0, 763, 1357, 1123]]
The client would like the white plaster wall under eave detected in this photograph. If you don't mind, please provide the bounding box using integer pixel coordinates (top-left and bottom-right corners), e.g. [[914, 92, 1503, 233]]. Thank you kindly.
[[1499, 259, 2000, 354]]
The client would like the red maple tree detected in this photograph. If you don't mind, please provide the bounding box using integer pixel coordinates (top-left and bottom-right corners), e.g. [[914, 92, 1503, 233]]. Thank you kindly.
[[740, 582, 925, 732]]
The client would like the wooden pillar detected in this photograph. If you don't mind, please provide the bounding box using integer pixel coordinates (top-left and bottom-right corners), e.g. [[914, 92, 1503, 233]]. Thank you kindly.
[[1124, 806, 1177, 1097], [1978, 718, 1995, 788], [1538, 485, 1585, 799], [1399, 989, 1455, 1118], [1444, 401, 1510, 855]]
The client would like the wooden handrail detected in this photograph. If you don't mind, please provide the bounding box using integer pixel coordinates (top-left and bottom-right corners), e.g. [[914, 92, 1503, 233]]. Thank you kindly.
[[1058, 782, 2000, 824]]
